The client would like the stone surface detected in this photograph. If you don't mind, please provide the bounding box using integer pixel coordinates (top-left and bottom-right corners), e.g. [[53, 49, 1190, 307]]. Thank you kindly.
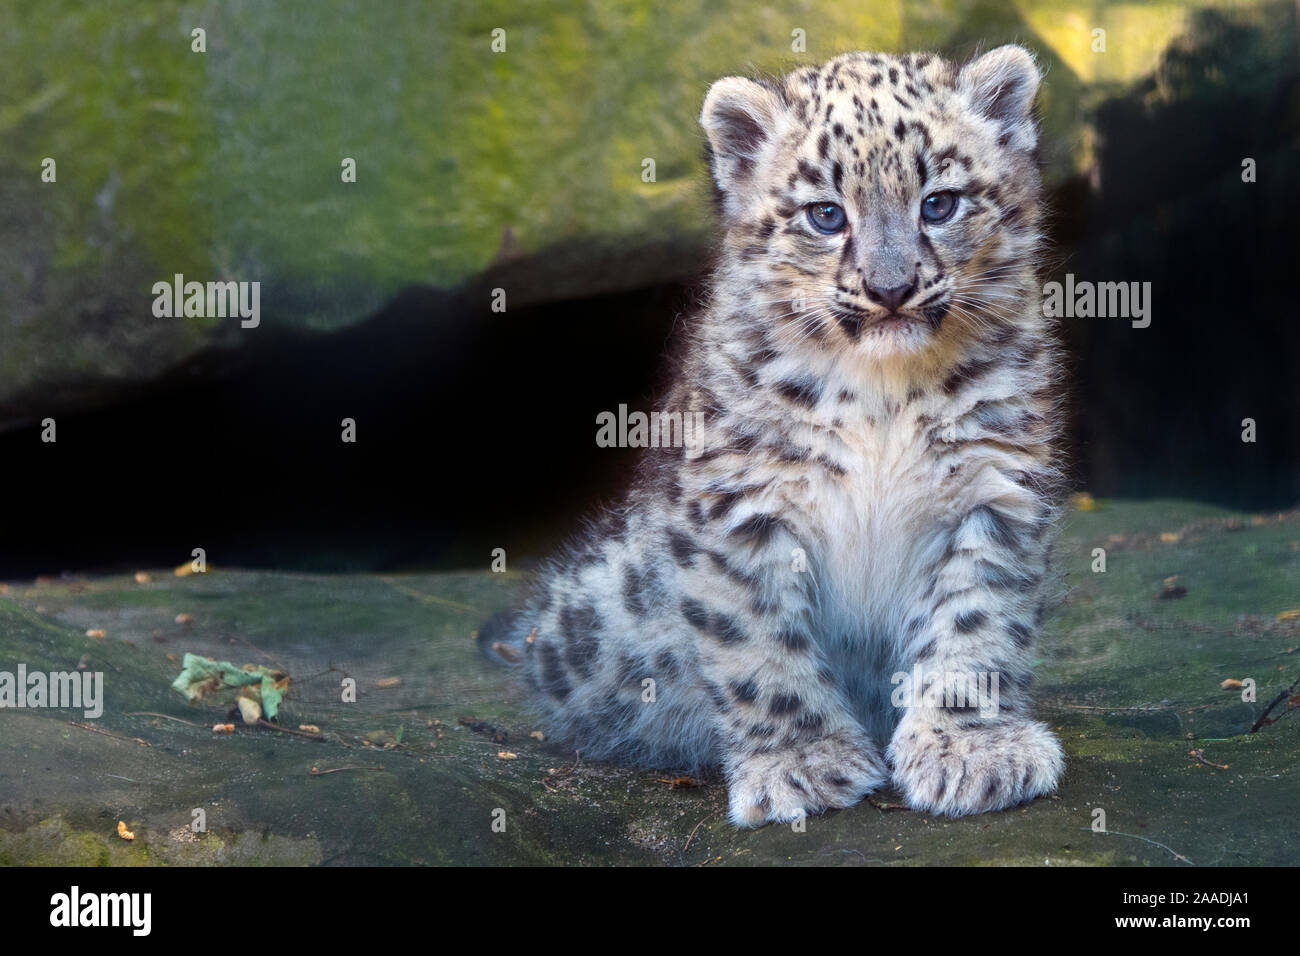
[[2, 498, 1297, 865], [2, 0, 1220, 429]]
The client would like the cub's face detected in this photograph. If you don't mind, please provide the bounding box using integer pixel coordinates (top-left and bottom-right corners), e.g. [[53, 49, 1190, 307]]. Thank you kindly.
[[702, 47, 1044, 361]]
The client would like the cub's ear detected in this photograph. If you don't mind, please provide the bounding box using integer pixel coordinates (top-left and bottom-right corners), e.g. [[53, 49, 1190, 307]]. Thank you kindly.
[[700, 76, 786, 193], [958, 45, 1041, 151]]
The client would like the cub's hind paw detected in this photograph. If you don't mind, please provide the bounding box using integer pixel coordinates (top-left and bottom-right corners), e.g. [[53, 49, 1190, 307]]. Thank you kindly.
[[726, 733, 887, 828]]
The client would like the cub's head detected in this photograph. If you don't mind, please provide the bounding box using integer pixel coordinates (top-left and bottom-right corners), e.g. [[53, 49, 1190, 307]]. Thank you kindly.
[[701, 46, 1043, 361]]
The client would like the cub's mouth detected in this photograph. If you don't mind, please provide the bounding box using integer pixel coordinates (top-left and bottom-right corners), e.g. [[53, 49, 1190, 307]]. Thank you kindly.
[[831, 304, 941, 336]]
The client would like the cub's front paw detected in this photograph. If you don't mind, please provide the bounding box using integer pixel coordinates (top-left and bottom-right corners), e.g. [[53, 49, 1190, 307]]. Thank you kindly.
[[888, 717, 1063, 816], [726, 732, 887, 828]]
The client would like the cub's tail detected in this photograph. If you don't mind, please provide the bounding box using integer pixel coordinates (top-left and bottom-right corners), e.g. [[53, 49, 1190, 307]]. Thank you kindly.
[[475, 609, 529, 665]]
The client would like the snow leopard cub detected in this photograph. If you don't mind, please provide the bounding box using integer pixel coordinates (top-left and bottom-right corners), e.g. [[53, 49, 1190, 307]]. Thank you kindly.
[[483, 45, 1066, 827]]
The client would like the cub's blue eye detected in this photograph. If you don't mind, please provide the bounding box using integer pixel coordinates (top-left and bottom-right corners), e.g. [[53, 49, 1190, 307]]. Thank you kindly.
[[921, 191, 959, 223], [806, 202, 846, 234]]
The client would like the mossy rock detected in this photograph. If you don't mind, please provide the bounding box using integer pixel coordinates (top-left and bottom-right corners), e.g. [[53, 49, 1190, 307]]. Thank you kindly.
[[2, 0, 1267, 427], [1, 498, 1297, 865]]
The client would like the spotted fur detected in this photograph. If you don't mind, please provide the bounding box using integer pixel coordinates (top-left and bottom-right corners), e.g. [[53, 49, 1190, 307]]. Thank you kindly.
[[485, 46, 1066, 827]]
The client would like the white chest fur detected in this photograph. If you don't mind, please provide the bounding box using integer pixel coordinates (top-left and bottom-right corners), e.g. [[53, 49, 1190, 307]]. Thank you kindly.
[[809, 415, 951, 638]]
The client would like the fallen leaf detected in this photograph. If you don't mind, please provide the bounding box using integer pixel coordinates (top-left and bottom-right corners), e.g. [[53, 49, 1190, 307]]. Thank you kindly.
[[1159, 532, 1179, 543], [497, 751, 518, 760], [174, 613, 192, 625], [85, 629, 106, 639], [117, 821, 135, 841], [1220, 678, 1244, 690], [212, 723, 235, 734], [1277, 609, 1300, 622], [298, 724, 321, 735], [529, 730, 545, 741], [376, 677, 401, 688], [1072, 493, 1097, 511], [170, 653, 287, 720], [134, 572, 152, 584]]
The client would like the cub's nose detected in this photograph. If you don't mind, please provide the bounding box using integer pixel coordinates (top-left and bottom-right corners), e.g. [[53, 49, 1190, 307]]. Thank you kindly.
[[864, 279, 917, 313]]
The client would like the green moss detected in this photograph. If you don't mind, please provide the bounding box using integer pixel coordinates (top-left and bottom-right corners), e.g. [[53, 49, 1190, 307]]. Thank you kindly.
[[0, 817, 322, 866], [7, 0, 1271, 421]]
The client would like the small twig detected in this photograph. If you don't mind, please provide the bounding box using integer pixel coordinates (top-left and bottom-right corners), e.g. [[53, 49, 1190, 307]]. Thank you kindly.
[[256, 718, 325, 741], [67, 721, 150, 747], [126, 711, 205, 728], [1081, 827, 1194, 865], [309, 765, 384, 775], [1249, 671, 1300, 733], [654, 775, 704, 789], [129, 711, 325, 739], [1058, 703, 1173, 713], [1187, 748, 1229, 770], [542, 749, 582, 791], [293, 664, 344, 684], [1184, 734, 1229, 770], [866, 795, 909, 812], [684, 810, 720, 853]]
